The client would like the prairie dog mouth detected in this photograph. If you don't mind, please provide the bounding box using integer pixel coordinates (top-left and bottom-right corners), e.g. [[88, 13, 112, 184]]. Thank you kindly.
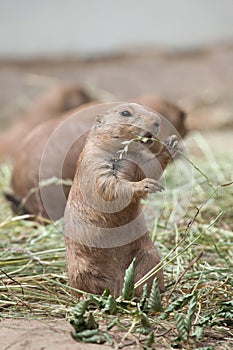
[[141, 131, 153, 138], [139, 131, 154, 145]]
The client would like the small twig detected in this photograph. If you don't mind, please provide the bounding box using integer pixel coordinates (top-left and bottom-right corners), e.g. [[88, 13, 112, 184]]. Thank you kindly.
[[185, 206, 200, 232], [134, 211, 223, 289], [117, 341, 136, 349], [178, 149, 216, 190], [221, 181, 233, 187], [1, 278, 33, 312], [4, 247, 50, 266], [0, 214, 34, 228], [118, 317, 139, 349], [154, 328, 172, 337], [0, 268, 24, 295], [166, 251, 204, 303]]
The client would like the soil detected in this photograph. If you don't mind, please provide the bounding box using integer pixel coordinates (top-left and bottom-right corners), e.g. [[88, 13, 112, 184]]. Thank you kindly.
[[1, 318, 232, 350], [0, 44, 233, 349], [0, 319, 111, 350]]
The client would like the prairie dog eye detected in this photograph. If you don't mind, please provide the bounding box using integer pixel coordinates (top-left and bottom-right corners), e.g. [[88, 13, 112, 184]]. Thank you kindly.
[[120, 110, 132, 117]]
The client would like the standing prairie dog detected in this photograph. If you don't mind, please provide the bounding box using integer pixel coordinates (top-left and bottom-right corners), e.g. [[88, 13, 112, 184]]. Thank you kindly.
[[64, 103, 179, 297]]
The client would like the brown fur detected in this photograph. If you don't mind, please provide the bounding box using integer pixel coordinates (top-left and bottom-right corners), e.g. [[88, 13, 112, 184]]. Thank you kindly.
[[131, 94, 187, 140], [0, 84, 93, 159], [7, 96, 186, 220], [64, 103, 179, 296]]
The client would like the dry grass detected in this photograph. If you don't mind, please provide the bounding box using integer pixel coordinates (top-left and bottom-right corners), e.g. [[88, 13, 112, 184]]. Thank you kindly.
[[0, 147, 232, 349]]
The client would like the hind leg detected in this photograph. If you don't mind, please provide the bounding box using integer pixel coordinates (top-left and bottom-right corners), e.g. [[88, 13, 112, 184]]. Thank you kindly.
[[134, 248, 165, 298]]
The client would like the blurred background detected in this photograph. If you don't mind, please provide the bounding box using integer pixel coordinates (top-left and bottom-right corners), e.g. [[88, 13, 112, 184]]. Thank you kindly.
[[0, 0, 233, 153], [1, 0, 233, 58]]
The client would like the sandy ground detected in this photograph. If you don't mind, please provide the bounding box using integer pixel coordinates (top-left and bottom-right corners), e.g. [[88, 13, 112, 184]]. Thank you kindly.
[[0, 44, 232, 349], [0, 319, 111, 350]]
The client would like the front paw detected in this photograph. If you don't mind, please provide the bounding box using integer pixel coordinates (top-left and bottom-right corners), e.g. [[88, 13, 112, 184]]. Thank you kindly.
[[164, 135, 178, 156], [133, 178, 164, 198]]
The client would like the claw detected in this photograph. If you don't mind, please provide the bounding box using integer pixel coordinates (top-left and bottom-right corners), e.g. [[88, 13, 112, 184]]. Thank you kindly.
[[165, 135, 178, 149]]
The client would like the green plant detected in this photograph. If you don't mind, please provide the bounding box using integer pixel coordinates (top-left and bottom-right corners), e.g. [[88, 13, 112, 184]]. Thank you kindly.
[[1, 148, 232, 349]]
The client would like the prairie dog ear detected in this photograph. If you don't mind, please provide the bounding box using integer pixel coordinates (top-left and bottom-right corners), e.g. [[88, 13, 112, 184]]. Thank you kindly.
[[95, 114, 105, 127], [180, 110, 186, 120]]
